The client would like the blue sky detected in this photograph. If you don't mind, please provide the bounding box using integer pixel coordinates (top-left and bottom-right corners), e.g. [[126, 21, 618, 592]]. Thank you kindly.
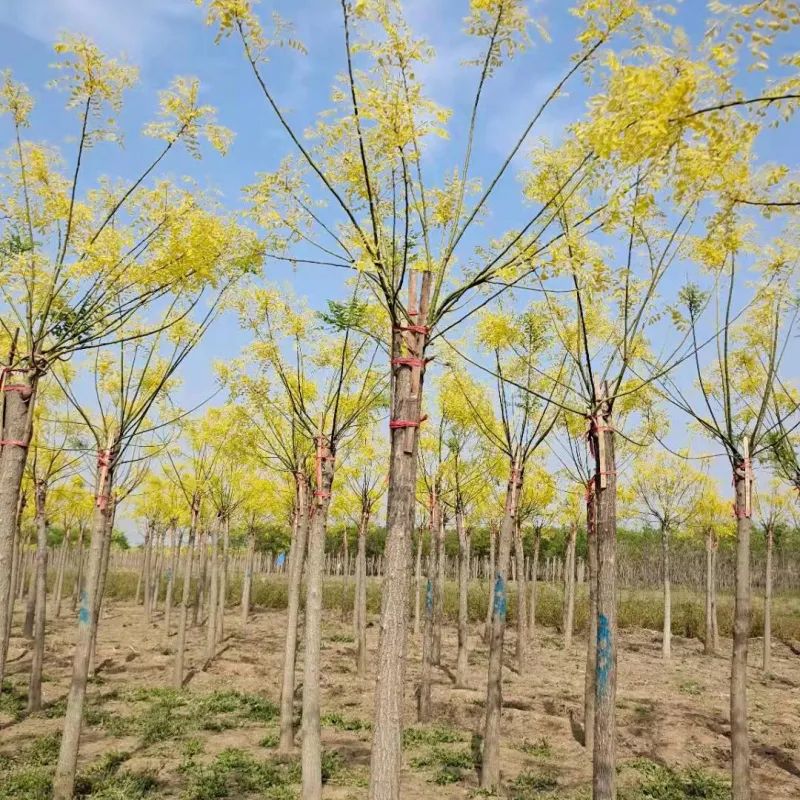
[[1, 1, 797, 537]]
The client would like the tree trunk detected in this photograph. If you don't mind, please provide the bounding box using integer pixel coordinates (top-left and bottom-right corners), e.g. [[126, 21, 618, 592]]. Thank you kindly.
[[22, 527, 36, 638], [173, 503, 198, 688], [584, 485, 597, 754], [413, 531, 422, 637], [730, 457, 752, 800], [279, 473, 310, 753], [241, 526, 256, 629], [142, 521, 154, 620], [484, 521, 497, 644], [762, 524, 772, 673], [89, 498, 115, 677], [481, 464, 522, 790], [162, 524, 181, 649], [341, 527, 349, 622], [71, 526, 85, 612], [356, 510, 369, 677], [204, 521, 220, 665], [563, 521, 577, 651], [591, 405, 617, 800], [368, 273, 429, 800], [53, 535, 68, 618], [215, 516, 229, 645], [301, 439, 335, 800], [0, 369, 36, 693], [52, 455, 114, 800], [711, 539, 719, 653], [27, 479, 48, 712], [528, 527, 540, 644], [418, 569, 435, 722], [194, 528, 207, 627], [4, 493, 25, 661], [704, 530, 715, 655], [662, 525, 671, 660], [455, 506, 470, 687], [432, 502, 445, 665], [514, 517, 527, 671]]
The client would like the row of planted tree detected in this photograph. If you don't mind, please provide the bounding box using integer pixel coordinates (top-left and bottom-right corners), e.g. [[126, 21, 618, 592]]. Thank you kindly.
[[2, 2, 800, 800]]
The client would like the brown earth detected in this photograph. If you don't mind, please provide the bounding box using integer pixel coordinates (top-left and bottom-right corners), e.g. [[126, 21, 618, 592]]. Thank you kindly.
[[2, 595, 799, 799]]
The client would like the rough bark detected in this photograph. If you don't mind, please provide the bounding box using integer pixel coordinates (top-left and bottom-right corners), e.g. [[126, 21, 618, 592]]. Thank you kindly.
[[432, 501, 445, 665], [162, 523, 181, 649], [0, 369, 36, 692], [368, 273, 429, 800], [730, 463, 752, 800], [71, 526, 85, 613], [661, 525, 672, 660], [592, 408, 617, 800], [584, 486, 597, 754], [279, 473, 310, 753], [193, 528, 207, 627], [483, 521, 497, 644], [528, 527, 540, 644], [142, 521, 154, 620], [27, 478, 48, 712], [418, 570, 434, 722], [455, 506, 470, 687], [216, 515, 230, 645], [480, 465, 521, 790], [204, 521, 220, 665], [301, 439, 335, 800], [413, 531, 422, 638], [52, 458, 114, 800]]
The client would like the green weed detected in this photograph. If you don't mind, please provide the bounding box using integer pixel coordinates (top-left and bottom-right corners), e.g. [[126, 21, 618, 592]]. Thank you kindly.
[[622, 758, 729, 800]]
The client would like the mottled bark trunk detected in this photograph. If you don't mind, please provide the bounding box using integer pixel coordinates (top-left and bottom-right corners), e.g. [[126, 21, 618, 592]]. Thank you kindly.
[[52, 451, 114, 800], [279, 474, 310, 753], [481, 464, 522, 790], [0, 369, 36, 692], [301, 440, 334, 800], [592, 408, 617, 800], [27, 479, 48, 711], [455, 507, 469, 687], [762, 524, 772, 673], [368, 273, 429, 800], [662, 525, 671, 660], [730, 460, 752, 800], [584, 486, 597, 753]]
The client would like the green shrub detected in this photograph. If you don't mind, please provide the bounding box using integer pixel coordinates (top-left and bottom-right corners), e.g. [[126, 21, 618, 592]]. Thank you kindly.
[[622, 758, 729, 800]]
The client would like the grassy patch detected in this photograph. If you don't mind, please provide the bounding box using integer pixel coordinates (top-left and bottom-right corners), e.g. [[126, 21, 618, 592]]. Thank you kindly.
[[0, 681, 27, 722], [508, 768, 559, 798], [321, 712, 371, 733], [678, 680, 703, 697], [403, 724, 463, 747], [74, 752, 157, 799], [622, 758, 729, 800], [516, 736, 552, 758]]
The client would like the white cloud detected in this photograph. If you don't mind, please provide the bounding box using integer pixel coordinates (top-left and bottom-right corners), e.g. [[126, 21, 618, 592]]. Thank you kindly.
[[0, 0, 193, 58]]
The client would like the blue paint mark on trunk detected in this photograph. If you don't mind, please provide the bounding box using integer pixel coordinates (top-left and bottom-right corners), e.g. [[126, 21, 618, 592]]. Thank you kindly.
[[596, 613, 612, 698], [493, 575, 507, 621], [425, 579, 434, 614], [78, 589, 90, 626]]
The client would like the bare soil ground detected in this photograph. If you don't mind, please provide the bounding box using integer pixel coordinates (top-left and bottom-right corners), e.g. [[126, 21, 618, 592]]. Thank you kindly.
[[2, 595, 799, 799]]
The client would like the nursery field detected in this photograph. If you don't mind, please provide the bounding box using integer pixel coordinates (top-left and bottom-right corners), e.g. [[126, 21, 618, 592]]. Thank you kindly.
[[2, 580, 799, 800]]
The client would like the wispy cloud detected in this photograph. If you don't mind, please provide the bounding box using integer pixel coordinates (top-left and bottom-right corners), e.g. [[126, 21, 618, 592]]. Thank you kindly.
[[0, 0, 192, 59]]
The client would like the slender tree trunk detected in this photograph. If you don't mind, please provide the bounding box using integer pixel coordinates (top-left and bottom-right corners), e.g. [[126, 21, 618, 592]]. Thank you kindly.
[[204, 521, 220, 665], [142, 522, 154, 620], [662, 525, 671, 660], [368, 273, 429, 800], [53, 535, 68, 618], [484, 521, 497, 644], [413, 531, 422, 637], [356, 510, 369, 677], [432, 502, 445, 665], [241, 526, 256, 629], [584, 485, 597, 754], [762, 524, 773, 673], [301, 439, 335, 800], [481, 464, 522, 790], [730, 453, 752, 800], [162, 524, 181, 649], [341, 528, 349, 622], [173, 504, 198, 688], [514, 517, 527, 670], [216, 515, 230, 644], [89, 498, 115, 677], [0, 369, 36, 693], [418, 565, 435, 721], [591, 403, 617, 800], [528, 527, 540, 644], [52, 452, 114, 800], [704, 530, 715, 655], [711, 539, 720, 652], [194, 529, 207, 627], [455, 506, 470, 687], [27, 479, 48, 712], [22, 526, 36, 638], [4, 493, 25, 662], [563, 521, 577, 650], [279, 474, 310, 753]]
